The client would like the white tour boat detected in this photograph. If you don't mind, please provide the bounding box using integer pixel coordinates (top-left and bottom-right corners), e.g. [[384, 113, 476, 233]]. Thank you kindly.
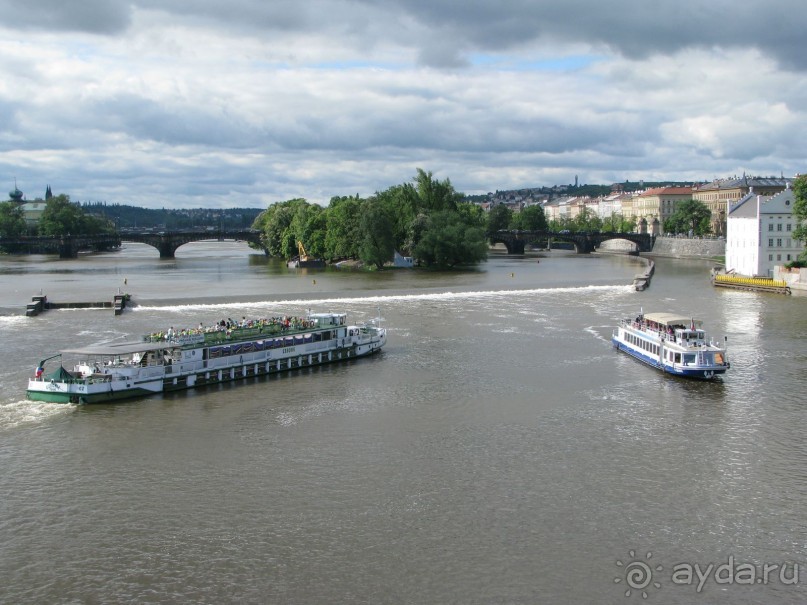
[[27, 312, 386, 404], [612, 312, 730, 379]]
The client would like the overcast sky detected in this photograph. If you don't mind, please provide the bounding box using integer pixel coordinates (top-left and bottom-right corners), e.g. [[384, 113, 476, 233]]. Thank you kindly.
[[1, 1, 805, 209]]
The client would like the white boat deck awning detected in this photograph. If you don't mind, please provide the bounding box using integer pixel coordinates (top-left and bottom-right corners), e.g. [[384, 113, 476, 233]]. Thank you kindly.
[[643, 313, 702, 327], [62, 340, 168, 356]]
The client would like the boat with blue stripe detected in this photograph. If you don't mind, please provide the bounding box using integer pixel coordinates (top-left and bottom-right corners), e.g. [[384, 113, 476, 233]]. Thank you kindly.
[[612, 312, 730, 379]]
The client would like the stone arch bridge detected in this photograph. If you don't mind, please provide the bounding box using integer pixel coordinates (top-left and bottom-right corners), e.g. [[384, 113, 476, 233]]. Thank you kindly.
[[488, 230, 655, 254], [0, 229, 266, 258], [122, 229, 265, 258]]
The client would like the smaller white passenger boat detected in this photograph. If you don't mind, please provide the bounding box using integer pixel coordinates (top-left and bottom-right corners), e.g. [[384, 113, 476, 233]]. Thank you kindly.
[[612, 312, 730, 379]]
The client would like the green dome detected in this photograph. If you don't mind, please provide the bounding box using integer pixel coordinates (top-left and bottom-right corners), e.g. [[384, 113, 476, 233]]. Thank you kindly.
[[9, 187, 23, 201]]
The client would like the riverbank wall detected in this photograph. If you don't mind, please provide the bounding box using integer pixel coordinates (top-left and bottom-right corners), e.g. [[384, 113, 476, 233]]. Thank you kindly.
[[597, 237, 724, 258], [648, 237, 725, 258], [774, 266, 807, 294]]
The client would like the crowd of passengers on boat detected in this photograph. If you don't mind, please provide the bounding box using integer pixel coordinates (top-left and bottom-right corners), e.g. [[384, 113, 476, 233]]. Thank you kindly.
[[627, 315, 702, 345], [146, 316, 319, 343]]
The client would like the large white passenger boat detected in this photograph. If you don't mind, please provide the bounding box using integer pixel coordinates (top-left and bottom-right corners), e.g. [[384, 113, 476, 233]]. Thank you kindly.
[[612, 312, 730, 379], [27, 312, 386, 404]]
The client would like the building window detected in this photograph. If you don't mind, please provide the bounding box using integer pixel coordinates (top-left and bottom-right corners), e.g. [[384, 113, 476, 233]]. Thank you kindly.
[[787, 224, 792, 232], [777, 238, 782, 247], [769, 238, 774, 247], [777, 224, 783, 231], [787, 254, 792, 261], [777, 254, 782, 261], [769, 254, 774, 261], [769, 223, 774, 231]]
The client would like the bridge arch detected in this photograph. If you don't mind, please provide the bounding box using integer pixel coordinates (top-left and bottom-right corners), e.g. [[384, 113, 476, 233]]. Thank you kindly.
[[121, 230, 266, 258], [487, 230, 654, 255]]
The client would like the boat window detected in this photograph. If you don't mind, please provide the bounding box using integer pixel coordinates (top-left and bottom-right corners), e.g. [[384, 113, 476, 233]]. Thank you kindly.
[[683, 354, 696, 366]]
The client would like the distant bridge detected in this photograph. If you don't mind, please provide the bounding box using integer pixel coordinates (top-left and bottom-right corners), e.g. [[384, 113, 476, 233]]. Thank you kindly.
[[122, 229, 265, 258], [0, 229, 266, 259], [488, 230, 655, 254]]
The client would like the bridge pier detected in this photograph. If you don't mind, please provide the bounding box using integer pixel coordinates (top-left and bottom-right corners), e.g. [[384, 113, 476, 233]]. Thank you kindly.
[[158, 237, 179, 259], [59, 237, 77, 259], [504, 240, 525, 254]]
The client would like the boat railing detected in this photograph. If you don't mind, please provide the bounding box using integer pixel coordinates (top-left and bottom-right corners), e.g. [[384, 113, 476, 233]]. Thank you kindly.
[[143, 321, 325, 346], [32, 375, 94, 385]]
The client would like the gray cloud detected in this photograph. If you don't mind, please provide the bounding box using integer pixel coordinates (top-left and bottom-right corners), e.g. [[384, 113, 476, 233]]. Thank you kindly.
[[3, 1, 805, 70], [0, 0, 131, 33], [0, 1, 804, 209]]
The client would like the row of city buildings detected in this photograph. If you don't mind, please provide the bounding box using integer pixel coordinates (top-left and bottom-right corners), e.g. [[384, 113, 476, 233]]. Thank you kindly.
[[481, 176, 794, 238], [481, 175, 804, 278]]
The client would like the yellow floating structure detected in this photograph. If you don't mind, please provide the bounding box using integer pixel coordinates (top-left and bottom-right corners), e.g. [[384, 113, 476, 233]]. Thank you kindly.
[[712, 273, 790, 294]]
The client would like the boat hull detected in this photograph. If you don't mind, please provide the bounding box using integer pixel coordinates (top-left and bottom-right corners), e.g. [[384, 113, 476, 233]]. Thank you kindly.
[[26, 386, 158, 404], [612, 337, 727, 380]]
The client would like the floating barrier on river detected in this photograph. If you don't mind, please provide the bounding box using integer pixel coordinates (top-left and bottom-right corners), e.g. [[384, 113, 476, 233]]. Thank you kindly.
[[633, 260, 655, 291], [711, 270, 791, 295], [26, 293, 130, 316]]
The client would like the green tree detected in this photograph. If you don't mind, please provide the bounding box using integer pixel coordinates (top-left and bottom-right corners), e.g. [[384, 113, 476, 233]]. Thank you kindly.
[[413, 168, 462, 213], [663, 199, 711, 236], [288, 202, 327, 259], [38, 195, 113, 236], [487, 204, 512, 233], [456, 202, 487, 229], [511, 205, 548, 231], [571, 207, 602, 232], [602, 212, 631, 233], [252, 199, 312, 258], [359, 198, 396, 269], [792, 175, 807, 258], [414, 210, 488, 268], [325, 195, 363, 260], [0, 202, 27, 237], [374, 184, 419, 253]]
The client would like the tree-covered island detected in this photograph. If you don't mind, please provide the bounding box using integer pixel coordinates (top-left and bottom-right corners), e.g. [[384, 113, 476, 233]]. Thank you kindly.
[[251, 169, 491, 269]]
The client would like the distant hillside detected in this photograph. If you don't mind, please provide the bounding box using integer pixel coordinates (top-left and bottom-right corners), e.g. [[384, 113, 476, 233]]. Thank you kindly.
[[463, 180, 697, 202], [80, 202, 263, 230]]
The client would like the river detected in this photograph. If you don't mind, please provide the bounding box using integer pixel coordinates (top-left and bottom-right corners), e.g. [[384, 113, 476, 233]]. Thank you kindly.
[[1, 242, 806, 604]]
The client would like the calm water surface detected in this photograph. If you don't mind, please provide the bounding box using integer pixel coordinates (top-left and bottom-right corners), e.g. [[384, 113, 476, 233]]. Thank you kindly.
[[1, 242, 806, 604]]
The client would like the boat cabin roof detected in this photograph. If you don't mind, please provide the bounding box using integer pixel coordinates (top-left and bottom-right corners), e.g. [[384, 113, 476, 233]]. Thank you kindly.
[[643, 313, 703, 328]]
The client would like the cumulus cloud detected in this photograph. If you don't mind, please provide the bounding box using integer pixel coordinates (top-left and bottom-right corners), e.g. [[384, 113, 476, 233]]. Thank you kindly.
[[0, 1, 805, 208]]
